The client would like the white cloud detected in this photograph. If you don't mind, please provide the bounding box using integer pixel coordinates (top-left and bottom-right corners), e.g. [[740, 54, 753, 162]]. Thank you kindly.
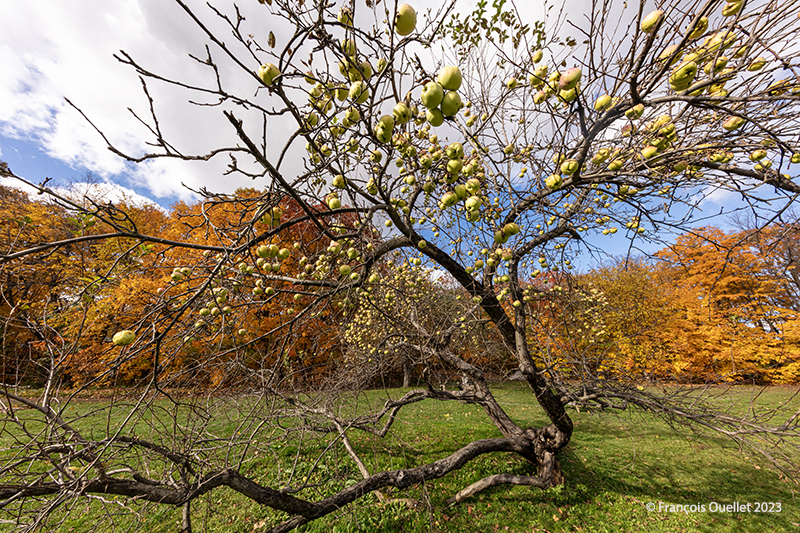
[[60, 181, 168, 211], [0, 0, 596, 205], [0, 0, 274, 202], [0, 175, 165, 212]]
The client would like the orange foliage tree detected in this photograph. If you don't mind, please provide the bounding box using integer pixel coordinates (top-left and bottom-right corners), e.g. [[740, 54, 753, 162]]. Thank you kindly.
[[656, 226, 800, 382], [558, 226, 800, 385]]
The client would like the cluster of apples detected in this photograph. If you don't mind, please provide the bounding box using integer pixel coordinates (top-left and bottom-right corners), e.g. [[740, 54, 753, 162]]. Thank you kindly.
[[195, 287, 233, 324], [578, 4, 800, 180], [259, 205, 283, 227], [420, 66, 464, 126], [342, 262, 429, 359], [285, 236, 369, 285], [639, 7, 775, 98], [526, 48, 582, 106], [431, 142, 494, 222]]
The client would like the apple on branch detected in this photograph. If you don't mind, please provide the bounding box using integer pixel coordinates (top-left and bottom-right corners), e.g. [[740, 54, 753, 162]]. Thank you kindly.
[[395, 4, 416, 36]]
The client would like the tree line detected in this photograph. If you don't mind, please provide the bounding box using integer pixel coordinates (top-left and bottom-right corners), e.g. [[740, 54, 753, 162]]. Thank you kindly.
[[3, 184, 797, 388]]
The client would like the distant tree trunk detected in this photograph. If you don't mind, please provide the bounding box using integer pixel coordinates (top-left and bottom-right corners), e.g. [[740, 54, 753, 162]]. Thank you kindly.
[[402, 360, 412, 387]]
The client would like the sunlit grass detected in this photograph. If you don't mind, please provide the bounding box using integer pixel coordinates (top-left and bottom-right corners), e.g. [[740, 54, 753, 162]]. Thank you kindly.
[[2, 383, 798, 532]]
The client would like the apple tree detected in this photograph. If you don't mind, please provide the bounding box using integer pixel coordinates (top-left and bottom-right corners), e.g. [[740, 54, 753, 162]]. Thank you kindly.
[[2, 0, 800, 531]]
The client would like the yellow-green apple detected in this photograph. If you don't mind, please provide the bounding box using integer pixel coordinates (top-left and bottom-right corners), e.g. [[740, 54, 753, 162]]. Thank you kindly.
[[641, 9, 663, 33], [594, 94, 612, 111], [440, 91, 462, 116], [395, 4, 416, 36], [112, 330, 136, 346], [420, 81, 444, 109], [437, 66, 463, 90], [426, 108, 444, 126], [258, 63, 280, 86]]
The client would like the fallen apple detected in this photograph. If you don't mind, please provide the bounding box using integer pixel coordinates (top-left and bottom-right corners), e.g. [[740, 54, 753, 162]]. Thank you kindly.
[[559, 67, 581, 91]]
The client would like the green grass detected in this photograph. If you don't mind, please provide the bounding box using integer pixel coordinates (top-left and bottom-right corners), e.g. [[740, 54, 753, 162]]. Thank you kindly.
[[2, 383, 798, 532]]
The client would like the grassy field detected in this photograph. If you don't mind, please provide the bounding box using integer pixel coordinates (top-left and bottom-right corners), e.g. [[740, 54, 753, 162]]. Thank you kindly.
[[2, 383, 798, 532]]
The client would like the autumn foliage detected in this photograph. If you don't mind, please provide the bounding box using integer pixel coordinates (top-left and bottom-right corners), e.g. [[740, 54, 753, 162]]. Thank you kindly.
[[0, 185, 353, 389], [1, 183, 798, 387], [563, 226, 800, 384]]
